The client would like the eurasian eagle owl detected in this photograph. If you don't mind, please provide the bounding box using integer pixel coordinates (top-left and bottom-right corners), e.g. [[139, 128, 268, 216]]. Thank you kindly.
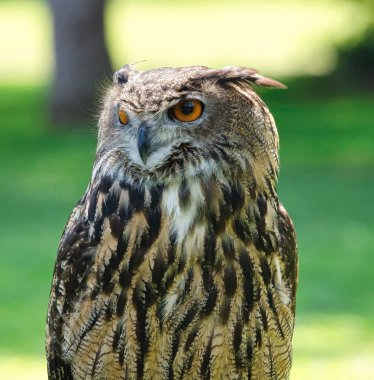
[[46, 65, 298, 380]]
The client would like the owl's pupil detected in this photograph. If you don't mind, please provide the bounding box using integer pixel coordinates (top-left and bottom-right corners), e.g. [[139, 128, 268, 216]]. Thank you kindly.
[[181, 101, 194, 115]]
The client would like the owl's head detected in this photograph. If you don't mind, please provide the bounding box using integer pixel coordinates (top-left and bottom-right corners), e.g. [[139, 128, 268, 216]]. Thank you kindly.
[[96, 65, 285, 185]]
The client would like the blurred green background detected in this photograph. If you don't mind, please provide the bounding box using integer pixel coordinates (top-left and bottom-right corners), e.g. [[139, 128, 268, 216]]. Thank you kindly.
[[0, 0, 373, 379]]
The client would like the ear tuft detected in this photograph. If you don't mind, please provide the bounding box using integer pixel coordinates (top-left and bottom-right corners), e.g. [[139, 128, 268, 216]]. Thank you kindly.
[[247, 73, 287, 89], [218, 66, 287, 89], [113, 64, 136, 85], [188, 66, 286, 89]]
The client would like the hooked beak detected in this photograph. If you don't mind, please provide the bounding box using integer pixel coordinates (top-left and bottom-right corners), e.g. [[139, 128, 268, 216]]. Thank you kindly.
[[137, 123, 151, 164]]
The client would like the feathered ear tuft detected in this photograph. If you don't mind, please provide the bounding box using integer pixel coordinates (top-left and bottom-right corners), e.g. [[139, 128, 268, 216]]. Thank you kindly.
[[113, 64, 137, 85], [217, 66, 287, 89], [189, 66, 287, 89]]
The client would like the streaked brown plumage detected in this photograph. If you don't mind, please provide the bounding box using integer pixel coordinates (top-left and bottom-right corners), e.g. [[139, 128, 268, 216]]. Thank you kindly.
[[46, 65, 298, 380]]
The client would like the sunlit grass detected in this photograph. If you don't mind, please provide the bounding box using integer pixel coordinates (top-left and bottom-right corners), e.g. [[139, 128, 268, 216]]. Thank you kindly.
[[0, 356, 47, 380], [0, 0, 371, 84], [292, 315, 374, 379]]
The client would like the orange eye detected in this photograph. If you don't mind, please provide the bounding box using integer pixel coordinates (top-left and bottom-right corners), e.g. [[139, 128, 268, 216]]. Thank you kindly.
[[170, 99, 203, 122], [118, 109, 129, 125]]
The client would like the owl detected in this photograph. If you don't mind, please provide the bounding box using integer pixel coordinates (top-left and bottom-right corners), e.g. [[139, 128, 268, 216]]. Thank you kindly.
[[46, 65, 298, 380]]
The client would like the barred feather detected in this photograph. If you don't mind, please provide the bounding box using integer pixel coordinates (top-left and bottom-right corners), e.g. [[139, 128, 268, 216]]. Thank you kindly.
[[46, 65, 297, 380]]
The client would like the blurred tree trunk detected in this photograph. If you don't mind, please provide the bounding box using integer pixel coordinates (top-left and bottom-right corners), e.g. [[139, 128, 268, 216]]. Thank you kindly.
[[50, 0, 112, 125]]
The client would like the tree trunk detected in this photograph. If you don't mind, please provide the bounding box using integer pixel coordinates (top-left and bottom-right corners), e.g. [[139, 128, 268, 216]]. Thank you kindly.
[[49, 0, 112, 125]]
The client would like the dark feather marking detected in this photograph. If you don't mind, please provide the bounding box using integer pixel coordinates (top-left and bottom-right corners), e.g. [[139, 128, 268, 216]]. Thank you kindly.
[[257, 195, 267, 217], [144, 207, 162, 245], [217, 146, 233, 164], [118, 349, 125, 366], [223, 264, 237, 297], [104, 304, 113, 321], [178, 178, 191, 209], [182, 267, 194, 299], [128, 235, 148, 275], [247, 339, 254, 379], [118, 199, 132, 222], [48, 359, 73, 380], [278, 206, 298, 303], [101, 249, 120, 294], [253, 206, 274, 254], [210, 150, 220, 161], [119, 178, 131, 190], [201, 333, 213, 378], [117, 234, 129, 258], [255, 327, 262, 348], [57, 219, 98, 312], [98, 175, 113, 194], [260, 257, 271, 286], [267, 289, 285, 338], [102, 190, 120, 217], [87, 186, 100, 222], [253, 231, 274, 254], [152, 252, 166, 291], [112, 320, 123, 350], [77, 310, 101, 351], [116, 290, 127, 317], [210, 202, 228, 234], [231, 183, 245, 212], [177, 246, 187, 274], [233, 319, 243, 353], [265, 177, 276, 199], [233, 319, 244, 369], [260, 307, 268, 331], [221, 235, 236, 260], [248, 180, 257, 199], [133, 286, 148, 377], [119, 268, 131, 289], [220, 297, 231, 324], [184, 326, 198, 351], [232, 216, 251, 244], [201, 264, 214, 293], [149, 184, 163, 208], [203, 286, 217, 316], [129, 186, 145, 211], [180, 302, 198, 331], [222, 185, 232, 210], [168, 303, 198, 360], [91, 345, 103, 378], [254, 209, 266, 236], [238, 248, 255, 318], [169, 330, 182, 375], [167, 230, 177, 265], [109, 214, 123, 239], [204, 228, 216, 266], [144, 281, 157, 307], [93, 215, 105, 242]]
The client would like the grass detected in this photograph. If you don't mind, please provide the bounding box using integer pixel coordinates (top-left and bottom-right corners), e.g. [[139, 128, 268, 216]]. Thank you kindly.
[[0, 84, 373, 379]]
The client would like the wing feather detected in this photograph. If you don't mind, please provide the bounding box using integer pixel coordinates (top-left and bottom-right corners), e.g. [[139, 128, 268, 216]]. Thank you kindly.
[[46, 197, 99, 380]]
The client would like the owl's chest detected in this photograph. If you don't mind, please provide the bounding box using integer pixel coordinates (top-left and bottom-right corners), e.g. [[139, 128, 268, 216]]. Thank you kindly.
[[64, 179, 293, 379]]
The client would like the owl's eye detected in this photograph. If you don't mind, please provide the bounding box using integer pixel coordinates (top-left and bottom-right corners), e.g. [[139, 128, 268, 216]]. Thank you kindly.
[[118, 109, 129, 125], [170, 99, 204, 122]]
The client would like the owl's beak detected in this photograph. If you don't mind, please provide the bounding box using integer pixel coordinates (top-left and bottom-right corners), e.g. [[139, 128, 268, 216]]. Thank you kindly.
[[137, 123, 151, 164]]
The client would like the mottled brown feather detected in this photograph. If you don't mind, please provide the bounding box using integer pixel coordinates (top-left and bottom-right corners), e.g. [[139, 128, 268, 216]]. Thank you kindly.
[[46, 65, 298, 380]]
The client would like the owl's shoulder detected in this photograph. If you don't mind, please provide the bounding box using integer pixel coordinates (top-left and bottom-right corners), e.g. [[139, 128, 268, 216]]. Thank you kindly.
[[277, 203, 298, 305]]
